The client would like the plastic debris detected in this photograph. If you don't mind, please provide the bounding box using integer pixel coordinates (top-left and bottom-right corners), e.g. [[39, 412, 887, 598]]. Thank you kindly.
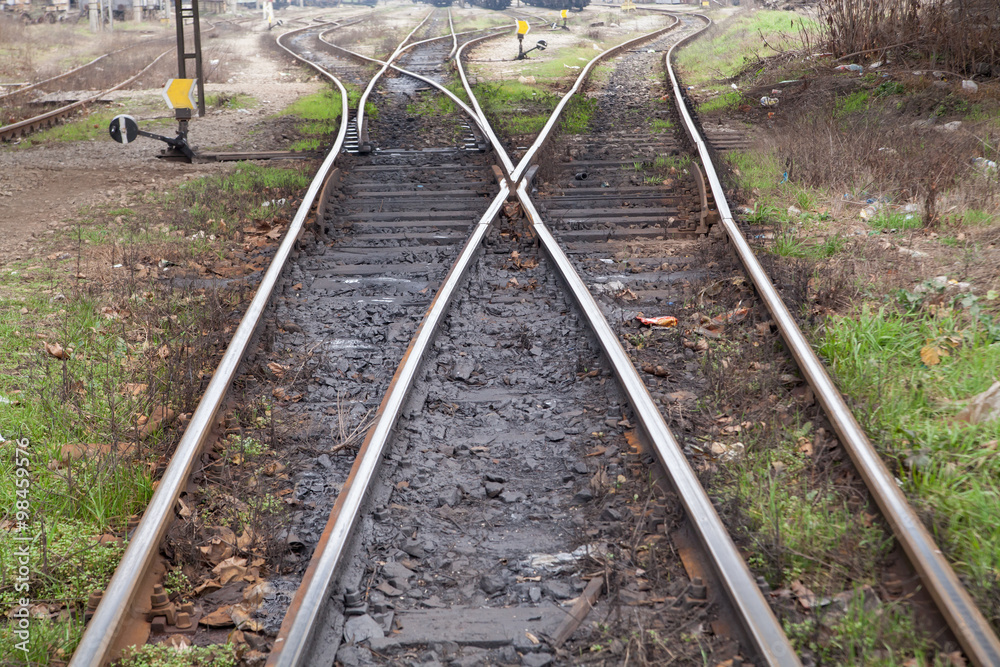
[[962, 79, 979, 93], [788, 205, 801, 216], [860, 204, 881, 220], [835, 64, 863, 72], [973, 157, 998, 173], [760, 96, 779, 107], [869, 61, 883, 69], [731, 83, 738, 90], [637, 315, 678, 327], [524, 543, 610, 573]]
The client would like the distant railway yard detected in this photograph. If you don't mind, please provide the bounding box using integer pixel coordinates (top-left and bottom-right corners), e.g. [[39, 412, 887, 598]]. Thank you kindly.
[[1, 1, 1000, 666]]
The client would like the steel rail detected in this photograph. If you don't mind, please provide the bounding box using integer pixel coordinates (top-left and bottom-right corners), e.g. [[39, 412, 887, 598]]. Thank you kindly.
[[448, 12, 800, 663], [266, 184, 510, 667], [447, 8, 459, 61], [454, 29, 516, 179], [507, 14, 681, 185], [266, 18, 518, 662], [0, 50, 172, 142], [0, 50, 118, 102], [353, 10, 435, 150], [66, 22, 352, 667], [514, 182, 800, 667], [316, 25, 504, 141], [664, 15, 1000, 667], [455, 13, 800, 664]]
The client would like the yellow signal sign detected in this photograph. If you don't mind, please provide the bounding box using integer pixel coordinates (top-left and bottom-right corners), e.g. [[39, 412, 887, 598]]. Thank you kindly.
[[560, 9, 567, 18], [161, 78, 197, 110], [621, 0, 635, 12], [702, 0, 710, 6], [516, 19, 529, 35]]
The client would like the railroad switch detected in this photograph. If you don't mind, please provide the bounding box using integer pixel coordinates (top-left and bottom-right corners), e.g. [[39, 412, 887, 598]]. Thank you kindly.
[[108, 114, 196, 162]]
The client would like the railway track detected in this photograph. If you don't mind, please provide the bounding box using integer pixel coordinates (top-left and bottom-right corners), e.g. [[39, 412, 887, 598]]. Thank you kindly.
[[61, 6, 1000, 667]]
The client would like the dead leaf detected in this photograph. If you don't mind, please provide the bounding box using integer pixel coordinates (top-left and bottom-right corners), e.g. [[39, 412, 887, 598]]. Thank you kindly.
[[199, 526, 236, 564], [157, 344, 170, 360], [525, 631, 540, 645], [790, 580, 817, 609], [138, 406, 176, 439], [267, 362, 288, 379], [199, 605, 235, 628], [797, 437, 813, 456], [272, 387, 302, 403], [920, 345, 943, 366], [212, 556, 248, 585], [236, 529, 254, 551], [57, 442, 131, 465], [955, 381, 1000, 425], [637, 315, 678, 327], [396, 480, 409, 490], [177, 497, 193, 518], [262, 461, 286, 476], [193, 579, 222, 595], [45, 342, 69, 359], [120, 383, 147, 397]]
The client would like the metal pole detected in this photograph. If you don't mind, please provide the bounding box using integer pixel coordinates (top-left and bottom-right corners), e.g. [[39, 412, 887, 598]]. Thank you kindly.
[[191, 0, 205, 117]]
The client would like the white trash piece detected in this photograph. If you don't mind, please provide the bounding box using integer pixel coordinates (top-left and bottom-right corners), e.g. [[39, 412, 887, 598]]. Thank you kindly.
[[962, 79, 979, 93]]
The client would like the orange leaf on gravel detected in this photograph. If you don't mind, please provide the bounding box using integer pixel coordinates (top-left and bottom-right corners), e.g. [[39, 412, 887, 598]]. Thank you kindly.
[[637, 315, 678, 327]]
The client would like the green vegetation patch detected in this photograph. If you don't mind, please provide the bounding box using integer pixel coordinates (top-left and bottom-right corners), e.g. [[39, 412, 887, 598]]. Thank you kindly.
[[818, 293, 1000, 628], [675, 10, 823, 87], [170, 162, 311, 229], [0, 160, 309, 663], [278, 86, 360, 151], [472, 81, 594, 137], [120, 642, 236, 667], [12, 109, 118, 149], [698, 90, 743, 114]]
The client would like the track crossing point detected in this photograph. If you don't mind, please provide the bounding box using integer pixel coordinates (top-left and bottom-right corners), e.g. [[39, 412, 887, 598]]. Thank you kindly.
[[161, 78, 198, 110]]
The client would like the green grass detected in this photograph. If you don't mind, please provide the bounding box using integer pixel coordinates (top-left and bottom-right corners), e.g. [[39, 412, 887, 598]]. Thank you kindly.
[[12, 109, 118, 149], [674, 10, 823, 86], [783, 592, 936, 665], [868, 210, 922, 231], [698, 90, 742, 114], [517, 45, 597, 80], [726, 148, 783, 195], [0, 162, 308, 663], [119, 643, 236, 667], [407, 91, 457, 118], [278, 86, 355, 151], [834, 90, 870, 118], [818, 300, 1000, 628], [773, 232, 846, 259], [650, 118, 673, 132], [170, 162, 311, 228]]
